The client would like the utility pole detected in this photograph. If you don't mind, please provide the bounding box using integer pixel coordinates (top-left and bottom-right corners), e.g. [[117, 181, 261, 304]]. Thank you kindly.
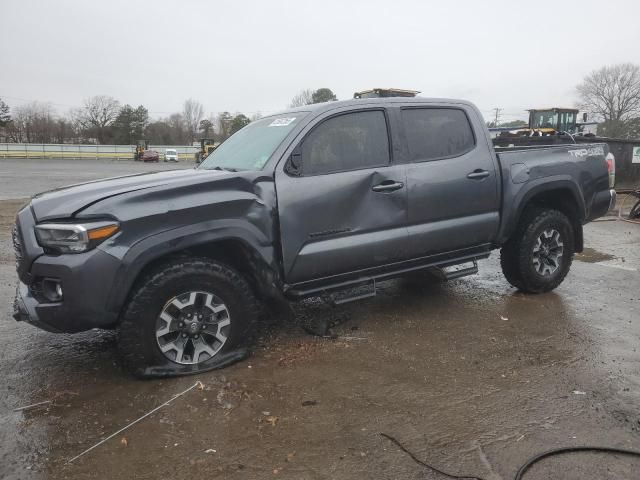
[[493, 108, 502, 127]]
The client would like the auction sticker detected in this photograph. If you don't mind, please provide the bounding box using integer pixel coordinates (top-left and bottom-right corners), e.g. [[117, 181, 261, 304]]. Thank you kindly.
[[269, 117, 296, 127]]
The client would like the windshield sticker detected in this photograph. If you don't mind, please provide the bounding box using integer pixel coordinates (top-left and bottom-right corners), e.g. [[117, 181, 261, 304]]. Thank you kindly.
[[269, 117, 296, 127]]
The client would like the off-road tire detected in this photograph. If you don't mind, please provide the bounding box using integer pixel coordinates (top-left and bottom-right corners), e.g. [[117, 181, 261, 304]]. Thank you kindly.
[[118, 257, 259, 377], [500, 208, 574, 293]]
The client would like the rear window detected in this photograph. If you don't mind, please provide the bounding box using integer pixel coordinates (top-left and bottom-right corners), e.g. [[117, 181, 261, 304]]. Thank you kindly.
[[402, 108, 475, 162]]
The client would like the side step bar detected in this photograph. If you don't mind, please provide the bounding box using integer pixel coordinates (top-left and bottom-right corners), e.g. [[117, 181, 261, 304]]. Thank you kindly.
[[330, 279, 377, 305], [288, 258, 482, 303], [438, 261, 478, 281]]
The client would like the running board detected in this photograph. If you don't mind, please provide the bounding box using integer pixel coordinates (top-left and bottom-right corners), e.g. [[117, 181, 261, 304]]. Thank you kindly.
[[330, 279, 377, 305], [285, 251, 489, 300], [328, 262, 477, 305], [438, 261, 478, 280]]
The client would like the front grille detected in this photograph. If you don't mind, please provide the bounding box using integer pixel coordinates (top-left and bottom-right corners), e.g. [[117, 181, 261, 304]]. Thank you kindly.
[[12, 224, 24, 272]]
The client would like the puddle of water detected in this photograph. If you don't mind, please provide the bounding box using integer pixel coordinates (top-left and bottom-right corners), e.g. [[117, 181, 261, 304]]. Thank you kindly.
[[576, 248, 637, 272], [575, 247, 616, 263]]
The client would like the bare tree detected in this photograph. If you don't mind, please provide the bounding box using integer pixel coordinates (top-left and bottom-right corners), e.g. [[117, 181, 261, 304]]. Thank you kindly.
[[169, 113, 191, 144], [7, 102, 56, 143], [72, 95, 120, 144], [577, 63, 640, 137], [183, 99, 204, 141], [53, 117, 73, 144], [289, 89, 313, 108]]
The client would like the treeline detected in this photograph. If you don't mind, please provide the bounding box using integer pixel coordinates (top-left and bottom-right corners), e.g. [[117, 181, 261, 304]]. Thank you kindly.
[[0, 96, 256, 145], [0, 87, 338, 145]]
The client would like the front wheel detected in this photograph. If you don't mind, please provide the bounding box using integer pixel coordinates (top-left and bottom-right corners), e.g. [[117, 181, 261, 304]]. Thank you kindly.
[[118, 258, 259, 377], [500, 208, 574, 293]]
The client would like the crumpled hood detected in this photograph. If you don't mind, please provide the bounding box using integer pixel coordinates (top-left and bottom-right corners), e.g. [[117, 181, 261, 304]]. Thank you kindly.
[[30, 168, 227, 220]]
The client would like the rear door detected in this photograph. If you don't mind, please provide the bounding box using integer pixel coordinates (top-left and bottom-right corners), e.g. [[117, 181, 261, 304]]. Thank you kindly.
[[400, 105, 500, 257], [275, 108, 409, 285]]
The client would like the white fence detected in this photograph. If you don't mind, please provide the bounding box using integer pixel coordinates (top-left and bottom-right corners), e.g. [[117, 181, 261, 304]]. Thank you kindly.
[[0, 143, 199, 160]]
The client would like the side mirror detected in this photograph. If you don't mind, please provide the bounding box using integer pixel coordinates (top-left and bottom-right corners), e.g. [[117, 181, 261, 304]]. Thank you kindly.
[[286, 149, 302, 176]]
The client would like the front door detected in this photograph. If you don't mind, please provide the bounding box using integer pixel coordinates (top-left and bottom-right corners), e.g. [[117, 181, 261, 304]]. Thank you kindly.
[[275, 109, 408, 285]]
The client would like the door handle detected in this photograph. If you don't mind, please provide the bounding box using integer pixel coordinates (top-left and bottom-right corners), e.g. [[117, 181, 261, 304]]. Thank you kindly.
[[372, 180, 404, 192], [467, 169, 490, 180]]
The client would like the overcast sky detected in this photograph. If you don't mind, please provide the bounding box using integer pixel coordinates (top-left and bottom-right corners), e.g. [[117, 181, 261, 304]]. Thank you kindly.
[[2, 0, 640, 122]]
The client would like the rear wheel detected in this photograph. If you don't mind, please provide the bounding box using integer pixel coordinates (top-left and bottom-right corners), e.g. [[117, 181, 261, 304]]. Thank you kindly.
[[118, 258, 258, 377], [500, 208, 574, 293]]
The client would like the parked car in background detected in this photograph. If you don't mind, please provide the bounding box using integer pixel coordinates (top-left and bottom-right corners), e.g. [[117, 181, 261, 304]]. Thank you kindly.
[[141, 150, 159, 162], [164, 149, 179, 162]]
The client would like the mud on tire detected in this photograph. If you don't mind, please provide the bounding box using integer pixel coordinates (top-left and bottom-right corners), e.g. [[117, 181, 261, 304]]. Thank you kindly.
[[500, 208, 574, 293], [118, 257, 259, 377]]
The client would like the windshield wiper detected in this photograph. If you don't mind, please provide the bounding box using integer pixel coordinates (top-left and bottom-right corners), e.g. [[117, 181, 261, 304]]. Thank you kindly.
[[210, 166, 238, 172]]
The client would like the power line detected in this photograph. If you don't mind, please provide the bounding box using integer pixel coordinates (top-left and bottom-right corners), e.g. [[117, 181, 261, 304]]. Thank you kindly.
[[1, 95, 77, 109]]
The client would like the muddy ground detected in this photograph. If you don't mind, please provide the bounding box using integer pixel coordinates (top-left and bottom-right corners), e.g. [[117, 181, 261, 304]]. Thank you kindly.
[[1, 159, 639, 479]]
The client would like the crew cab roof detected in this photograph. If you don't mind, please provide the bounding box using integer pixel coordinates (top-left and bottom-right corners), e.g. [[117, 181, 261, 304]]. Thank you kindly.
[[277, 97, 476, 117]]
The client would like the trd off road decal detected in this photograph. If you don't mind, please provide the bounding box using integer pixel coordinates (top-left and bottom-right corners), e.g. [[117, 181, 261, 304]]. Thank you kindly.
[[568, 146, 605, 158]]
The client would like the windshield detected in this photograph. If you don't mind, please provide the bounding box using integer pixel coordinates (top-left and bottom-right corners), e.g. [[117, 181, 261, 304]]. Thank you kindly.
[[199, 114, 305, 171], [166, 150, 176, 154]]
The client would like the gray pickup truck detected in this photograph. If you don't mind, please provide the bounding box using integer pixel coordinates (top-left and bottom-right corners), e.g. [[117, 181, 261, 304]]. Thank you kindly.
[[12, 97, 616, 377]]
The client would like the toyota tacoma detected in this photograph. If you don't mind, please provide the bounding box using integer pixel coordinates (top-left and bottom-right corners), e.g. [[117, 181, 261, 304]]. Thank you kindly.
[[12, 97, 616, 377]]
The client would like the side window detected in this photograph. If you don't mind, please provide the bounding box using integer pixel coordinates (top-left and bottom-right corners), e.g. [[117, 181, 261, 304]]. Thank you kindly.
[[402, 108, 475, 162], [299, 110, 390, 176]]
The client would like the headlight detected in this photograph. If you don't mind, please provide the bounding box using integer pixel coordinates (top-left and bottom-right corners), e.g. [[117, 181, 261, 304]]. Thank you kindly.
[[35, 221, 119, 254]]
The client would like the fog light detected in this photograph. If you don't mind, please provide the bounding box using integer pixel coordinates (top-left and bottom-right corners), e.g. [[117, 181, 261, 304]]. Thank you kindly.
[[42, 278, 63, 302]]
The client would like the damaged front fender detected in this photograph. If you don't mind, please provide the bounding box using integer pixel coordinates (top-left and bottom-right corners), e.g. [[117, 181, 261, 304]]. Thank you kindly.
[[71, 170, 282, 317]]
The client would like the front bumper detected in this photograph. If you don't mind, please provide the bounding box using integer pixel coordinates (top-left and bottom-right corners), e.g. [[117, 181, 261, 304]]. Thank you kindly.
[[13, 282, 64, 333], [13, 207, 121, 333], [13, 248, 122, 332]]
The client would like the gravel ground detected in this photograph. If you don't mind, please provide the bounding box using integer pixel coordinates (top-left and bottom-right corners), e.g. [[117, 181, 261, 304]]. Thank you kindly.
[[1, 159, 639, 480]]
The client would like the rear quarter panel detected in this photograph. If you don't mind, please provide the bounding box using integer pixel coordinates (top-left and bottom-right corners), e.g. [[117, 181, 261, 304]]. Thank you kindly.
[[496, 143, 609, 242]]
